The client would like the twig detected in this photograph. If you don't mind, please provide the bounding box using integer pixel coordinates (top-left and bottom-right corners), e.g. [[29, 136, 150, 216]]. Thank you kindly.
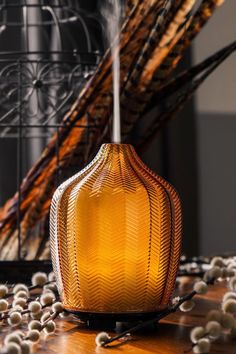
[[102, 278, 215, 347], [3, 281, 56, 299], [0, 300, 59, 321]]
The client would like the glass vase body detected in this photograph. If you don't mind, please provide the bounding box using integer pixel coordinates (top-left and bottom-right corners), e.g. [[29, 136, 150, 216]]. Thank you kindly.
[[50, 143, 182, 318]]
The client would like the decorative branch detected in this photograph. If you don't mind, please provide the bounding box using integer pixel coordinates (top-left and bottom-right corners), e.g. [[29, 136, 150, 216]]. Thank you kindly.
[[95, 257, 236, 350], [0, 271, 64, 354]]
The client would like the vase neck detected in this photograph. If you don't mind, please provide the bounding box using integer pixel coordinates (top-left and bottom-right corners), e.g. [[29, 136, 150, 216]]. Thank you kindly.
[[99, 143, 135, 156]]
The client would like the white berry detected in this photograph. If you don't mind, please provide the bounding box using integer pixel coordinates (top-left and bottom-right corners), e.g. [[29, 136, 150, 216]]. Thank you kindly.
[[31, 272, 47, 287], [48, 272, 56, 282], [3, 342, 21, 354], [28, 320, 41, 331], [20, 341, 31, 354], [95, 332, 110, 347], [14, 291, 28, 300], [52, 302, 63, 314], [30, 310, 43, 320], [210, 257, 224, 268], [220, 313, 234, 329], [4, 332, 22, 345], [193, 281, 208, 294], [204, 267, 222, 282], [179, 300, 195, 312], [12, 298, 26, 309], [206, 309, 222, 323], [7, 312, 22, 326], [190, 326, 205, 343], [229, 276, 236, 291], [0, 284, 8, 298], [27, 329, 40, 343], [223, 292, 236, 302], [222, 299, 236, 314], [13, 284, 29, 295], [0, 299, 8, 311], [193, 338, 211, 354], [205, 321, 222, 339], [40, 293, 55, 306], [44, 321, 56, 335], [28, 301, 42, 314]]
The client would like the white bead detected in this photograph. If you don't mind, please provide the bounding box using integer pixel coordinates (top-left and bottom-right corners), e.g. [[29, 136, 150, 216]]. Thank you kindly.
[[30, 310, 43, 320], [4, 342, 21, 354], [43, 321, 56, 335], [28, 320, 41, 331], [11, 305, 23, 313], [40, 293, 55, 306], [220, 268, 228, 279], [193, 338, 211, 354], [209, 266, 222, 280], [13, 284, 29, 295], [190, 326, 205, 343], [227, 262, 236, 270], [223, 292, 236, 303], [48, 272, 56, 282], [220, 313, 234, 329], [20, 341, 31, 354], [12, 299, 26, 309], [193, 281, 208, 294], [4, 333, 22, 345], [0, 299, 8, 311], [210, 257, 224, 268], [222, 299, 236, 314], [227, 269, 235, 277], [7, 312, 22, 326], [28, 301, 42, 314], [95, 332, 110, 346], [205, 321, 222, 339], [27, 330, 40, 343], [14, 331, 24, 339], [52, 302, 63, 314], [14, 291, 28, 300], [229, 276, 236, 291], [0, 284, 8, 298], [206, 310, 222, 323], [31, 272, 47, 287], [179, 300, 195, 312]]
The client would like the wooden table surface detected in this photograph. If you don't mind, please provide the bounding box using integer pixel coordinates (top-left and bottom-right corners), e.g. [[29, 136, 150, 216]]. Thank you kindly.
[[2, 277, 235, 354]]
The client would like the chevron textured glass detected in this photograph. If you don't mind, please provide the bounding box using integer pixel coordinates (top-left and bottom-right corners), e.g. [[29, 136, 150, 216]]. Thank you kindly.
[[50, 143, 182, 318]]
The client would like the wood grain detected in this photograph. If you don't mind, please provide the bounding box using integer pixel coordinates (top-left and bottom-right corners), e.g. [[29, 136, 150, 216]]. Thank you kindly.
[[1, 278, 234, 354]]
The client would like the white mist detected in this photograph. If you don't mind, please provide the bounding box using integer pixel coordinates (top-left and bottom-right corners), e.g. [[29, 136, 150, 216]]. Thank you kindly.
[[102, 0, 122, 143]]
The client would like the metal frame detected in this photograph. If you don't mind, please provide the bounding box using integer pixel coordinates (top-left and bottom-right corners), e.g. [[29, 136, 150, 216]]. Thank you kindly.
[[0, 0, 103, 261]]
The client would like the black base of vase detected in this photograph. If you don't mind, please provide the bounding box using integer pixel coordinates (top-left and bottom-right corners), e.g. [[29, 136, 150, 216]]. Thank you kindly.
[[65, 309, 162, 329]]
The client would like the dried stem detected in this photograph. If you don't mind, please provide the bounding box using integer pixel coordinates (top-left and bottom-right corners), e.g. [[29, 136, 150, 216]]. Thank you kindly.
[[0, 300, 58, 321], [3, 280, 56, 299], [102, 278, 215, 347]]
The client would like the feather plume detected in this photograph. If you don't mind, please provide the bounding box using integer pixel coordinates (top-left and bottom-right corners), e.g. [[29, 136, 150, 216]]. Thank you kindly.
[[138, 40, 236, 151], [0, 0, 230, 259], [121, 0, 225, 138]]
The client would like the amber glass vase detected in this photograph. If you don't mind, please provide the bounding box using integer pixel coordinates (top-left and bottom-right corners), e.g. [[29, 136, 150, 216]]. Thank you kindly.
[[50, 143, 182, 320]]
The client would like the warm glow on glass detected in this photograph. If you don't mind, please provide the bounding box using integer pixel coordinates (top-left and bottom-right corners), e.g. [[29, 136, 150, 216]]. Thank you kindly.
[[50, 143, 182, 316]]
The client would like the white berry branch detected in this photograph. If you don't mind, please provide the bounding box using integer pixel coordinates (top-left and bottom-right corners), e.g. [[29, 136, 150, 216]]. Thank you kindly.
[[95, 257, 236, 349], [0, 271, 65, 354]]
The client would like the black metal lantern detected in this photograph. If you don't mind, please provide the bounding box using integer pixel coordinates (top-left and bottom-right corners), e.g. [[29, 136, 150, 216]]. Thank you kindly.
[[0, 0, 103, 277]]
